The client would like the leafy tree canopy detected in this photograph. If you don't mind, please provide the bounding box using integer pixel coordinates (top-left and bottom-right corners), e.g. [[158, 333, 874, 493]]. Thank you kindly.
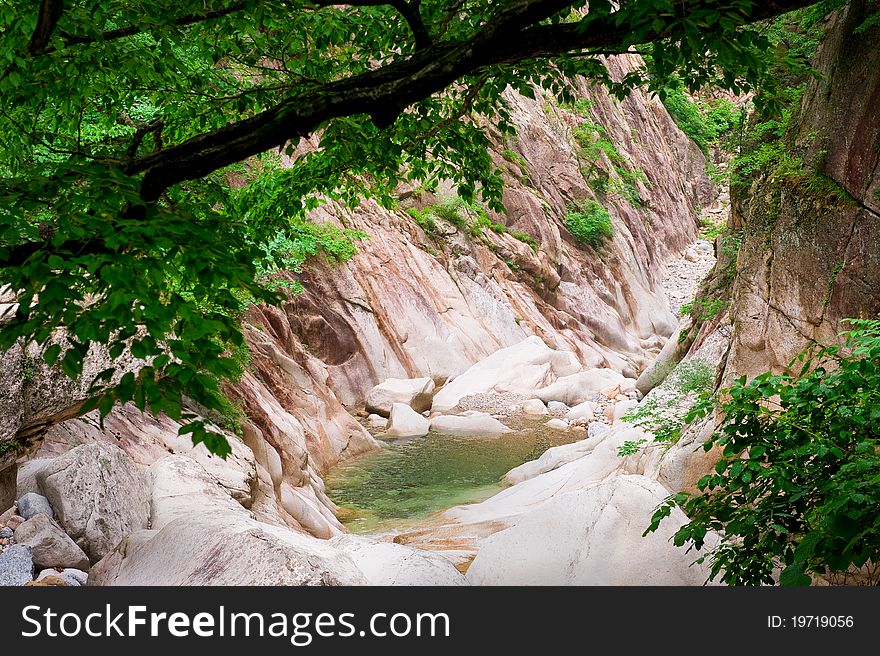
[[0, 0, 825, 454]]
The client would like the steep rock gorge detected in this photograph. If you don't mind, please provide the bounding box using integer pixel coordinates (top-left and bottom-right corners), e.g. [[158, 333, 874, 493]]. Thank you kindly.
[[1, 53, 712, 544]]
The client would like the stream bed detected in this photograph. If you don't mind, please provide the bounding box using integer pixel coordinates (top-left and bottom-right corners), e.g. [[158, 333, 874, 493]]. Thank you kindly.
[[324, 426, 579, 535]]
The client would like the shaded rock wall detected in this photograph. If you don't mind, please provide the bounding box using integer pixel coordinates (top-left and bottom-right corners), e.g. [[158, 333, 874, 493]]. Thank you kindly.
[[725, 0, 880, 378]]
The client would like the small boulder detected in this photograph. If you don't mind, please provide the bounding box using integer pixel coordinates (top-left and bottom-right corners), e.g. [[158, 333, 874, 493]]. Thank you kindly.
[[0, 544, 33, 586], [365, 377, 436, 417], [545, 418, 569, 431], [36, 568, 88, 587], [367, 414, 388, 430], [565, 401, 596, 422], [16, 492, 54, 520], [14, 514, 90, 571], [384, 403, 430, 438], [0, 505, 16, 525], [600, 384, 621, 400], [547, 401, 569, 412], [521, 399, 548, 416], [430, 414, 512, 436]]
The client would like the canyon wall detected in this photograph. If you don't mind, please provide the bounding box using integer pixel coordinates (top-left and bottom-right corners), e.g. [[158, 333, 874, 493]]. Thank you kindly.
[[723, 0, 880, 379]]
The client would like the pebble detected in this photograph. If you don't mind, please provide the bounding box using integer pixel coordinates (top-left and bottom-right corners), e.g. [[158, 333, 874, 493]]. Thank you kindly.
[[0, 527, 12, 539]]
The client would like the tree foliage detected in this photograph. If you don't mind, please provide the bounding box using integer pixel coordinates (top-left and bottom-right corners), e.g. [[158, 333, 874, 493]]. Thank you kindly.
[[646, 319, 880, 586], [0, 0, 827, 454]]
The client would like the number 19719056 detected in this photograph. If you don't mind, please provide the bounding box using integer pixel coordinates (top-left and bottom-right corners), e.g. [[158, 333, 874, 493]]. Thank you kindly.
[[768, 616, 854, 628]]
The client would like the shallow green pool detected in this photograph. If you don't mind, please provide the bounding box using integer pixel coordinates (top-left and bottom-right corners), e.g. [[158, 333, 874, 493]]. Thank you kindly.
[[324, 427, 578, 534]]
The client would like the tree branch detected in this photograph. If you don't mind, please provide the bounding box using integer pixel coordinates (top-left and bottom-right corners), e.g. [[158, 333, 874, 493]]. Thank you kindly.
[[312, 0, 432, 49], [28, 0, 65, 55], [122, 0, 817, 201]]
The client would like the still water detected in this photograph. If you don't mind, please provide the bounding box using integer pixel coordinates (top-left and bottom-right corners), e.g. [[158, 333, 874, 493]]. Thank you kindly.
[[324, 427, 577, 534]]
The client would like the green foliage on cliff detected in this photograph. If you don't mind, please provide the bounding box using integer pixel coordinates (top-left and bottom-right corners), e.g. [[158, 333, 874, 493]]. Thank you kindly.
[[564, 199, 613, 247], [647, 319, 880, 586], [662, 85, 743, 154], [0, 0, 828, 454]]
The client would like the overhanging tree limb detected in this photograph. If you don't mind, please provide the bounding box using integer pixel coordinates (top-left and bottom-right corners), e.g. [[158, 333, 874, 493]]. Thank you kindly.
[[122, 0, 817, 201]]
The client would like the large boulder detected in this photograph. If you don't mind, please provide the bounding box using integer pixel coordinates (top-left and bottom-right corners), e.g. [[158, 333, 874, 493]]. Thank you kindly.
[[15, 459, 54, 498], [466, 475, 717, 585], [365, 377, 436, 417], [13, 514, 90, 571], [329, 535, 468, 586], [535, 369, 636, 406], [0, 544, 33, 586], [429, 413, 512, 436], [384, 403, 430, 438], [431, 337, 581, 413], [37, 442, 149, 562]]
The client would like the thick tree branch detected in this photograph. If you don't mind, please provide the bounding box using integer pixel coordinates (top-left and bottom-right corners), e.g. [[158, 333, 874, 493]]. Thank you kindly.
[[313, 0, 432, 49], [121, 0, 817, 201], [27, 0, 65, 55]]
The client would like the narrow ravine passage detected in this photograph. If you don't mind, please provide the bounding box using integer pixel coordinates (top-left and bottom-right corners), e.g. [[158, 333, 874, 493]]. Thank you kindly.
[[324, 213, 722, 540]]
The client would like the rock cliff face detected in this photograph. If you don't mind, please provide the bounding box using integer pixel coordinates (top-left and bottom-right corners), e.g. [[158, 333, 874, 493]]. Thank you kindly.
[[285, 57, 712, 410], [723, 0, 880, 378], [2, 52, 710, 572]]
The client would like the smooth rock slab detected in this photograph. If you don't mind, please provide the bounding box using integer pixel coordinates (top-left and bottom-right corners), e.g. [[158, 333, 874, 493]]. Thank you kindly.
[[431, 337, 581, 413], [429, 414, 512, 436], [37, 442, 149, 563], [466, 475, 717, 585], [0, 544, 33, 586], [535, 369, 637, 406], [89, 455, 363, 586], [329, 535, 467, 586], [16, 492, 54, 520], [14, 514, 90, 571]]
